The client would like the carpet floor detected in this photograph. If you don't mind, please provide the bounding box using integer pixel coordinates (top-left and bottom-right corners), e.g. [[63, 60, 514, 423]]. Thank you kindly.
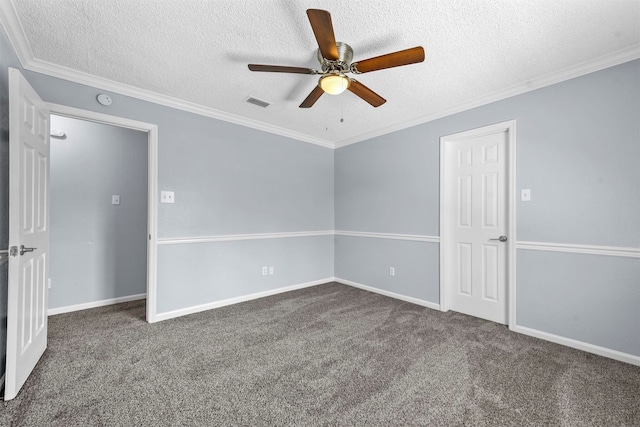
[[1, 282, 639, 426]]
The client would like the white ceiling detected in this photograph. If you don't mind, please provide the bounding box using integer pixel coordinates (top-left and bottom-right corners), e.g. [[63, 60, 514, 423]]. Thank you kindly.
[[3, 0, 639, 147]]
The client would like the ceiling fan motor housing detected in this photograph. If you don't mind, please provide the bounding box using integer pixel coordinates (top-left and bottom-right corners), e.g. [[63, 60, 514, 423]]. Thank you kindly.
[[318, 42, 353, 74]]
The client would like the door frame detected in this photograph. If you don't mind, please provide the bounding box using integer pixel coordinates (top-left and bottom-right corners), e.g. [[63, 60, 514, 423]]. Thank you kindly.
[[439, 120, 517, 328], [48, 103, 159, 323]]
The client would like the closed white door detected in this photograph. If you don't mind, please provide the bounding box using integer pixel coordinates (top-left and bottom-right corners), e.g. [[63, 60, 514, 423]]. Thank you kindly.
[[5, 68, 50, 400], [441, 123, 512, 324]]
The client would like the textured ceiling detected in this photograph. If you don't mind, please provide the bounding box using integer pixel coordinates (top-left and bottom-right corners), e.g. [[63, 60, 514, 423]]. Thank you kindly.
[[4, 0, 640, 147]]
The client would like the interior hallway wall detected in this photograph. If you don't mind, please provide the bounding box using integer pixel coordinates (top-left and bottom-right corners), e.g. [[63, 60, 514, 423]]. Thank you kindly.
[[49, 115, 148, 310]]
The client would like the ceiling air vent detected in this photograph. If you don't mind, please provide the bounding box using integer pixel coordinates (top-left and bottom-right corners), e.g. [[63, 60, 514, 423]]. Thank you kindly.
[[245, 96, 271, 108]]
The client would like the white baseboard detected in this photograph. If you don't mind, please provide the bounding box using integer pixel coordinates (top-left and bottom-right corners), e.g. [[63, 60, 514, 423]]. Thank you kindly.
[[511, 325, 640, 367], [154, 278, 333, 322], [48, 293, 147, 316], [335, 277, 441, 311]]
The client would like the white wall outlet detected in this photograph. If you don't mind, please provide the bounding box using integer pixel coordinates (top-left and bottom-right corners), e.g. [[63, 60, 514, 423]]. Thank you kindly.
[[389, 267, 395, 276], [269, 266, 274, 275], [48, 278, 51, 289], [262, 266, 268, 276], [521, 189, 531, 202], [111, 195, 121, 205], [161, 191, 175, 204]]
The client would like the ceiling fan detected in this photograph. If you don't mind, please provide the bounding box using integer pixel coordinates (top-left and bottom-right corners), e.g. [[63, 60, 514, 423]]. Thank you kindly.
[[248, 9, 425, 108]]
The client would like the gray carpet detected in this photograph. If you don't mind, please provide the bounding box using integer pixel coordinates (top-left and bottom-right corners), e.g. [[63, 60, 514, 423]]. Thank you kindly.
[[1, 282, 639, 426]]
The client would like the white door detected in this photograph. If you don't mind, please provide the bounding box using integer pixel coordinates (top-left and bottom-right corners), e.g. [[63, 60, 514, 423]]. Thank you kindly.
[[441, 123, 513, 324], [5, 68, 50, 400]]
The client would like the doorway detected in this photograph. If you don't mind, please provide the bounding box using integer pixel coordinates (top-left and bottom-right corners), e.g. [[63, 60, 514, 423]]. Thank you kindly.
[[439, 121, 516, 325], [48, 115, 147, 314], [48, 103, 159, 323]]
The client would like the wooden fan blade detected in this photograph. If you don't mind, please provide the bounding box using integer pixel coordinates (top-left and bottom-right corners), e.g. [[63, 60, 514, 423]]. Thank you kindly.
[[299, 85, 325, 108], [352, 46, 425, 74], [248, 64, 315, 74], [347, 80, 386, 107], [307, 9, 339, 60]]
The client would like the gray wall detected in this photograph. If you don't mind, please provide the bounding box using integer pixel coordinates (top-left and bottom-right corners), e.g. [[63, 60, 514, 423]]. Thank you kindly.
[[335, 130, 439, 235], [22, 70, 335, 316], [157, 116, 333, 238], [517, 250, 639, 356], [157, 236, 333, 313], [335, 235, 439, 303], [335, 59, 640, 357], [49, 115, 148, 309]]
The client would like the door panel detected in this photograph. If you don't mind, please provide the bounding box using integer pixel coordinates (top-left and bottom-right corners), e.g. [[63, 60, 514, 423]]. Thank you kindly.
[[458, 176, 472, 227], [6, 68, 50, 400], [482, 244, 498, 301], [483, 172, 498, 227], [457, 243, 472, 295]]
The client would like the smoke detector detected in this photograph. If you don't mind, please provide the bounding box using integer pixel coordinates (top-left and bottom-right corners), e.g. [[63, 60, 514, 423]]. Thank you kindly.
[[97, 93, 112, 106]]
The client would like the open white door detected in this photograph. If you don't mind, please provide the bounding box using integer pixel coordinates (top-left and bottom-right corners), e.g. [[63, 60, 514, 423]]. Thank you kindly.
[[5, 68, 50, 400]]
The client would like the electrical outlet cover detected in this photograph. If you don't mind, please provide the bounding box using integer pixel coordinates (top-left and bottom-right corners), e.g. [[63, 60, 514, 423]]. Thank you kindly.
[[160, 191, 175, 203]]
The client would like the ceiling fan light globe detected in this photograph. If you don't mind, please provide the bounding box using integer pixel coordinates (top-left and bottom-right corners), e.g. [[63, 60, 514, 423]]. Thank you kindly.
[[320, 74, 350, 95]]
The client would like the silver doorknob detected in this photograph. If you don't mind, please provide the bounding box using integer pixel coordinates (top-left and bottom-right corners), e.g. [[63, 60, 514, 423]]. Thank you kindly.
[[489, 236, 508, 242], [20, 245, 37, 255]]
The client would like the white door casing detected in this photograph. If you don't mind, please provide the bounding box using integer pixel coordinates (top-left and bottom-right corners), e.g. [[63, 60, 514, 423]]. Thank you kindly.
[[6, 68, 50, 400], [440, 121, 516, 325]]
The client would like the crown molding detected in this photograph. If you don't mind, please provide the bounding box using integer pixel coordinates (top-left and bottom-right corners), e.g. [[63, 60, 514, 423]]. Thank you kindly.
[[0, 0, 32, 65], [27, 58, 335, 149], [2, 1, 638, 151], [334, 45, 640, 149]]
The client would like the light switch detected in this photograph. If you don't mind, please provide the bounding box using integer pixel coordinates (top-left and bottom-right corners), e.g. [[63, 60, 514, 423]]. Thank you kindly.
[[521, 189, 531, 201], [112, 195, 120, 205], [161, 191, 175, 204]]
